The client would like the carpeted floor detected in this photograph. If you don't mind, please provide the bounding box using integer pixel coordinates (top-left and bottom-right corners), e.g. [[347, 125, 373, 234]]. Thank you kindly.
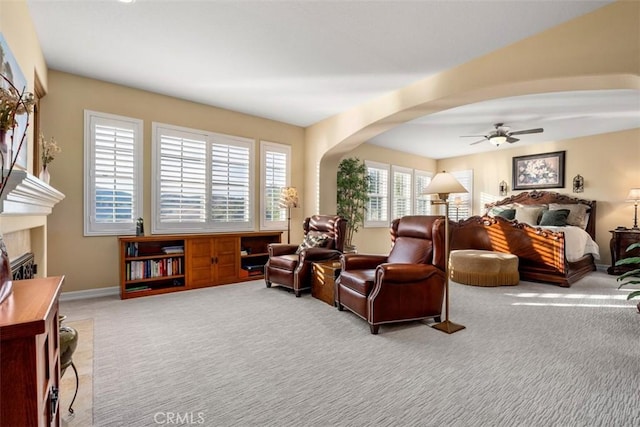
[[60, 271, 640, 427]]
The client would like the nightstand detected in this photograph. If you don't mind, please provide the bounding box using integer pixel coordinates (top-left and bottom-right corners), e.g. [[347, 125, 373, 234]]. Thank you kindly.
[[607, 228, 640, 275], [311, 261, 341, 306]]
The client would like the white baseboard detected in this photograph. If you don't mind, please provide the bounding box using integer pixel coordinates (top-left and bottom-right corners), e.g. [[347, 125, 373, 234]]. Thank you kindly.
[[60, 286, 119, 301]]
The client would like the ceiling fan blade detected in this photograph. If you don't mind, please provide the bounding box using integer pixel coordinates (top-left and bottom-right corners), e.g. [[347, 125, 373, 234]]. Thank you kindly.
[[509, 128, 544, 136], [469, 138, 487, 146], [506, 136, 519, 143], [460, 135, 487, 138]]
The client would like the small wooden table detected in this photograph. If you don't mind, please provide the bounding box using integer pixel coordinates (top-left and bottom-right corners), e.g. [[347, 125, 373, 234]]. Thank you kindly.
[[608, 228, 640, 275], [312, 261, 341, 306]]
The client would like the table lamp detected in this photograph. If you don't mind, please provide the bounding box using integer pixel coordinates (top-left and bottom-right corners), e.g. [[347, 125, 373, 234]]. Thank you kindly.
[[626, 188, 640, 230]]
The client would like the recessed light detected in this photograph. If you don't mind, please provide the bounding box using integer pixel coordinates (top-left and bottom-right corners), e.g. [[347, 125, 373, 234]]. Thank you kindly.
[[118, 0, 135, 4]]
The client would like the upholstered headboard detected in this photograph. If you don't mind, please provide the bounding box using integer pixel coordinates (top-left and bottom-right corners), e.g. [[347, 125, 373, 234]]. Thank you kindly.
[[485, 191, 597, 240]]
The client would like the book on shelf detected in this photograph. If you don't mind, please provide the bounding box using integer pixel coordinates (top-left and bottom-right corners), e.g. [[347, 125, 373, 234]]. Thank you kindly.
[[161, 245, 184, 254]]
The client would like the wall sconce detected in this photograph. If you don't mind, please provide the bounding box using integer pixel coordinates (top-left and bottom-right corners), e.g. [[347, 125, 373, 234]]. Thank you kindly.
[[573, 174, 584, 193], [499, 180, 508, 197]]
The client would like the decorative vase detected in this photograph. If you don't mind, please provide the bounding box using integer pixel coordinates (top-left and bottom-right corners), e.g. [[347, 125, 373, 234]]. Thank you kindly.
[[58, 315, 79, 375], [0, 234, 13, 305], [39, 165, 50, 184]]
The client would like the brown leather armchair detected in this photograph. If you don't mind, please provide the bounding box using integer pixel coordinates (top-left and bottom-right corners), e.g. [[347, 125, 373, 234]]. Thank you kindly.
[[265, 215, 347, 297], [336, 215, 446, 334]]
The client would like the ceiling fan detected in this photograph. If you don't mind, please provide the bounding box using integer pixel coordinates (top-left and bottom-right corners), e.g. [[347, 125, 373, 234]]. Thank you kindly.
[[462, 123, 544, 146]]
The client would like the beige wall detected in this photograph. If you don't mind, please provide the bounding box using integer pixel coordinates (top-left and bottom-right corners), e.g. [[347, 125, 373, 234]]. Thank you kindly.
[[437, 128, 640, 267], [42, 71, 305, 292]]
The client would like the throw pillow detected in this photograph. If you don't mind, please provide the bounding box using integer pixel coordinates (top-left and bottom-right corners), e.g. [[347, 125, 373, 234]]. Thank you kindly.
[[488, 206, 516, 220], [514, 206, 545, 225], [296, 233, 330, 254], [548, 203, 589, 229], [539, 209, 570, 226]]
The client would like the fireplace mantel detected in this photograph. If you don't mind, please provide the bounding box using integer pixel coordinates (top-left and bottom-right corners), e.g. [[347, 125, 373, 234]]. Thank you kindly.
[[0, 170, 65, 215]]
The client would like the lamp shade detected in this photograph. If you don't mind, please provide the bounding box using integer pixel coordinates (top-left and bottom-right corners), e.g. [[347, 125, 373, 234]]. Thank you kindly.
[[279, 186, 299, 208], [422, 171, 467, 200], [626, 188, 640, 202]]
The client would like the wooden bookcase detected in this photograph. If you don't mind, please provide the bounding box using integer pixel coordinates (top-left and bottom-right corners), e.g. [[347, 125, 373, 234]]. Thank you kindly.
[[119, 231, 281, 299]]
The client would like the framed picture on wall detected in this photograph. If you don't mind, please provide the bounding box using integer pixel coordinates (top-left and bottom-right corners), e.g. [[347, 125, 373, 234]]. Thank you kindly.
[[512, 150, 565, 190], [0, 33, 29, 170]]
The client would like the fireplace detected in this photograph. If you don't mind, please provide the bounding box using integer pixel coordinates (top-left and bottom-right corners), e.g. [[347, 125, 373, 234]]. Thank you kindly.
[[11, 252, 35, 280], [0, 170, 65, 279]]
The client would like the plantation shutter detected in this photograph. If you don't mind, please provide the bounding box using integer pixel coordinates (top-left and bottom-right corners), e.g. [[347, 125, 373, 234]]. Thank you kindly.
[[392, 166, 412, 220], [152, 124, 254, 233], [158, 130, 207, 225], [84, 111, 142, 236], [449, 169, 473, 220], [261, 141, 290, 229], [365, 161, 389, 227], [210, 136, 251, 224], [414, 170, 433, 215]]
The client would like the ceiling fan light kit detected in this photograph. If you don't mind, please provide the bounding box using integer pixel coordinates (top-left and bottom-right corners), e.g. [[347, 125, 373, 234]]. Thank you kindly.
[[490, 136, 507, 146], [463, 123, 544, 147]]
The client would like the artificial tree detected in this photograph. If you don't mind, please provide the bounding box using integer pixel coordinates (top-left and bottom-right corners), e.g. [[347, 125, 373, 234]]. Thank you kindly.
[[337, 157, 369, 251]]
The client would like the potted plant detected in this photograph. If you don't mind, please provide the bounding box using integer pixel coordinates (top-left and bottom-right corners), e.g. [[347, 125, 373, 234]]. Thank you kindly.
[[615, 242, 640, 313], [337, 157, 369, 252]]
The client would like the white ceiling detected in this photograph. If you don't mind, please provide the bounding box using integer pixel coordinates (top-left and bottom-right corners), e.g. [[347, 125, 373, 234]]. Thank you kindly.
[[26, 0, 639, 159]]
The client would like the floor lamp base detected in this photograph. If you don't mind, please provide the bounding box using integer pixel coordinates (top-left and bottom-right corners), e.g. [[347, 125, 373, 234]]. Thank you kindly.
[[432, 319, 466, 334]]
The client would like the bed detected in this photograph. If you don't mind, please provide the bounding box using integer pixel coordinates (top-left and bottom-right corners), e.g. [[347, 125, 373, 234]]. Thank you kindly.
[[449, 191, 599, 287]]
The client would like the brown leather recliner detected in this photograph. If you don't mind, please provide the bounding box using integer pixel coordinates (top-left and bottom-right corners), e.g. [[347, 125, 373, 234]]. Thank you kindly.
[[336, 215, 447, 334], [265, 215, 347, 297]]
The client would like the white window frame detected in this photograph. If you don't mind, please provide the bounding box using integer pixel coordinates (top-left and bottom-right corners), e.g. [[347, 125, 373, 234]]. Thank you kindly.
[[414, 169, 434, 216], [83, 110, 143, 236], [151, 123, 255, 234], [364, 160, 390, 228], [260, 141, 291, 231], [391, 165, 413, 221]]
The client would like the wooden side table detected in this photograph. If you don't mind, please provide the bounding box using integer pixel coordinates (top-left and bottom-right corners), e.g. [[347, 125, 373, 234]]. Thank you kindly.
[[312, 261, 341, 306], [607, 228, 640, 275]]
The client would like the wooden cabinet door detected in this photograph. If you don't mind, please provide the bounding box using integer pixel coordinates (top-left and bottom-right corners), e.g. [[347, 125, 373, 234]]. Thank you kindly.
[[187, 238, 215, 288], [187, 236, 240, 288], [214, 236, 239, 284]]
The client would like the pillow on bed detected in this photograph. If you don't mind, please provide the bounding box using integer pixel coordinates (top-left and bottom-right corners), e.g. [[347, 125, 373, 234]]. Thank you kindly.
[[488, 207, 516, 220], [515, 206, 545, 225], [549, 203, 590, 229], [539, 209, 570, 226]]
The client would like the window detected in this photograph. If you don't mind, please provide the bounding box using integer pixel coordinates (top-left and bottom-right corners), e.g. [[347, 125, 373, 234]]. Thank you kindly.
[[414, 170, 434, 215], [84, 110, 143, 236], [392, 165, 412, 220], [260, 141, 291, 230], [365, 161, 389, 227], [152, 123, 254, 234], [449, 169, 474, 221]]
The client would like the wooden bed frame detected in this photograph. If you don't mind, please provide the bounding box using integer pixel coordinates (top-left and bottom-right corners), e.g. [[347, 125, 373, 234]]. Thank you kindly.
[[449, 191, 597, 287]]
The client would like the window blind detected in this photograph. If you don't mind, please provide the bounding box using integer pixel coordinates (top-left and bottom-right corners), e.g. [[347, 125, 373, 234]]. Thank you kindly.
[[414, 170, 433, 215], [84, 111, 142, 236], [365, 161, 389, 226], [392, 166, 412, 220]]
